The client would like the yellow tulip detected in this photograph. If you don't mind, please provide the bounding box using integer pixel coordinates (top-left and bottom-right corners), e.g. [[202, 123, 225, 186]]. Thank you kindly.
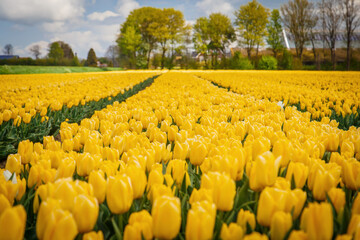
[[41, 208, 78, 240], [147, 184, 173, 203], [288, 230, 308, 240], [125, 165, 147, 199], [89, 170, 106, 204], [252, 137, 271, 160], [284, 189, 306, 219], [52, 179, 77, 211], [0, 194, 10, 215], [326, 133, 340, 152], [33, 183, 54, 213], [285, 162, 309, 189], [173, 141, 189, 160], [257, 187, 286, 227], [220, 223, 244, 240], [185, 201, 216, 240], [55, 157, 76, 180], [273, 138, 292, 167], [352, 194, 360, 215], [152, 195, 181, 240], [249, 151, 281, 191], [327, 188, 345, 215], [83, 231, 104, 240], [5, 154, 22, 174], [243, 232, 269, 240], [270, 211, 292, 240], [341, 159, 360, 190], [18, 139, 33, 164], [300, 202, 333, 240], [3, 109, 11, 122], [189, 188, 213, 205], [76, 153, 98, 177], [200, 172, 236, 211], [124, 210, 153, 240], [106, 174, 133, 214], [166, 159, 190, 187], [341, 139, 355, 158], [146, 168, 164, 192], [347, 214, 360, 237], [0, 205, 26, 240], [73, 194, 99, 233], [237, 209, 256, 231], [189, 140, 208, 166]]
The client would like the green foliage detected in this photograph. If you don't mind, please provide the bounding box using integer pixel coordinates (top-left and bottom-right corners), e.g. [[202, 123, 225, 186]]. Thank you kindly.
[[0, 65, 112, 74], [278, 49, 293, 70], [258, 55, 278, 70], [235, 0, 270, 59], [266, 9, 284, 57], [48, 42, 64, 61], [229, 52, 254, 70], [86, 48, 97, 67], [193, 13, 235, 68]]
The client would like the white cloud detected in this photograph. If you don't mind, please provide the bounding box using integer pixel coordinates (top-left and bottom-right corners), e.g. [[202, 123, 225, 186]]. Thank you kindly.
[[42, 22, 67, 32], [196, 0, 233, 16], [116, 0, 140, 18], [0, 0, 85, 24], [88, 11, 119, 21], [50, 24, 119, 58]]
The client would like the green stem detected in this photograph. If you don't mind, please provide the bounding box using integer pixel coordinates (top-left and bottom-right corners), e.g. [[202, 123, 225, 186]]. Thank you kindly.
[[111, 217, 122, 240]]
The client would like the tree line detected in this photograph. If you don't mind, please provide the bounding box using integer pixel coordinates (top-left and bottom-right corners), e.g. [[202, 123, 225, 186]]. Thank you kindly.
[[116, 0, 359, 70], [1, 0, 359, 70]]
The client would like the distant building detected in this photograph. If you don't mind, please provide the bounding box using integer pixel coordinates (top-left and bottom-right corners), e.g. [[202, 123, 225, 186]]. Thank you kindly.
[[0, 55, 19, 60]]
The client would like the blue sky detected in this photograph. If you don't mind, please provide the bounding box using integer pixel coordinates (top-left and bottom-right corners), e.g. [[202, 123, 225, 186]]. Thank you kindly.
[[0, 0, 289, 59]]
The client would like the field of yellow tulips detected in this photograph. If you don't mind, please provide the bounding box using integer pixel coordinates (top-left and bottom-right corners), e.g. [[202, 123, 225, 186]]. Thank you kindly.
[[0, 70, 360, 240], [196, 71, 360, 130], [0, 71, 160, 159]]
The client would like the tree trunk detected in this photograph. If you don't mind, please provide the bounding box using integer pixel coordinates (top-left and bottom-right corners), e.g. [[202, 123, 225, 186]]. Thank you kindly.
[[161, 47, 166, 69], [331, 48, 336, 70], [255, 44, 259, 59], [247, 48, 251, 60], [346, 34, 351, 71], [273, 50, 277, 58], [147, 49, 152, 69]]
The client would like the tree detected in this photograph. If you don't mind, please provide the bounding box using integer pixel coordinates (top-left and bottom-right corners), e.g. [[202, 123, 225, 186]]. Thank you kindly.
[[106, 45, 120, 67], [56, 41, 74, 59], [193, 13, 235, 68], [342, 0, 360, 70], [117, 25, 143, 68], [235, 0, 270, 60], [86, 48, 97, 67], [3, 44, 14, 55], [119, 7, 160, 68], [48, 42, 64, 61], [29, 44, 41, 59], [319, 0, 342, 70], [148, 8, 187, 69], [266, 9, 284, 58], [281, 0, 316, 60], [193, 17, 211, 66]]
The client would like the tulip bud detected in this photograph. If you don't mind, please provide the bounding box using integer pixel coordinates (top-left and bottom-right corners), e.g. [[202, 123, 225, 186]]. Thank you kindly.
[[18, 139, 33, 164], [327, 188, 345, 215], [273, 139, 292, 167], [152, 195, 181, 240], [53, 179, 77, 211], [341, 139, 355, 158], [23, 113, 31, 124], [3, 109, 11, 122], [352, 194, 360, 215], [166, 159, 190, 187], [201, 172, 236, 211], [250, 151, 280, 191], [341, 159, 360, 190], [300, 202, 333, 240], [73, 194, 99, 233], [288, 230, 308, 240], [173, 142, 189, 160], [270, 211, 292, 240], [124, 210, 153, 240], [83, 231, 104, 240], [185, 201, 216, 240], [0, 194, 11, 215], [147, 168, 164, 192], [5, 154, 22, 174], [76, 153, 98, 177], [106, 174, 133, 214], [0, 205, 26, 240], [89, 170, 106, 204], [326, 133, 339, 152], [190, 141, 207, 166], [167, 125, 178, 142], [189, 188, 213, 205], [243, 232, 269, 240], [220, 223, 244, 240], [125, 165, 147, 199], [285, 162, 309, 189], [252, 137, 271, 160], [237, 209, 256, 231]]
